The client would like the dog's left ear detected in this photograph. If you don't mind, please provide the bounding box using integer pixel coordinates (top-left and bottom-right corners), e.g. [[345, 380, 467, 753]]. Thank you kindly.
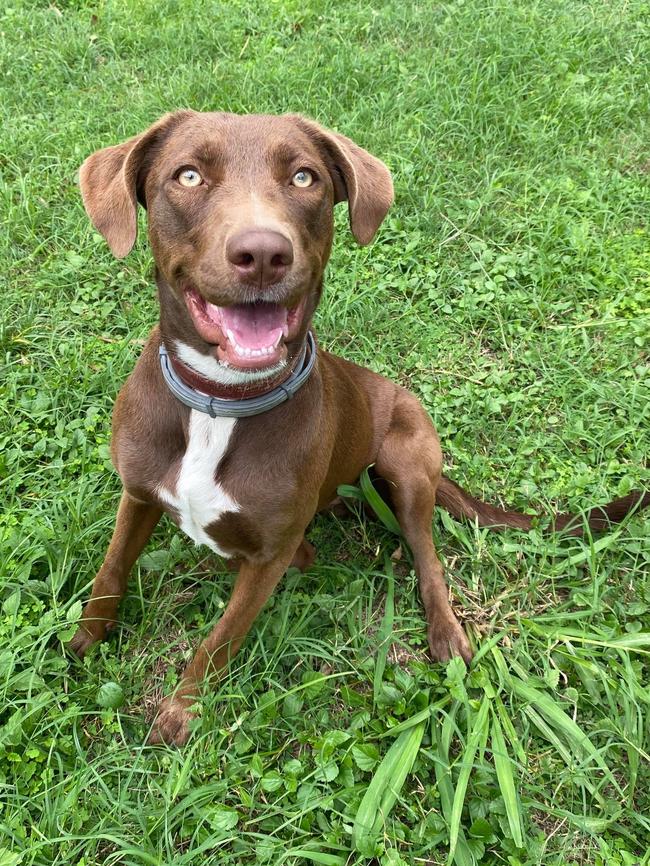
[[293, 117, 394, 245]]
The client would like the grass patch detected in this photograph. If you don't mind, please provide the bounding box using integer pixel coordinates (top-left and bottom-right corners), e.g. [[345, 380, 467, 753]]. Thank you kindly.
[[1, 0, 649, 863]]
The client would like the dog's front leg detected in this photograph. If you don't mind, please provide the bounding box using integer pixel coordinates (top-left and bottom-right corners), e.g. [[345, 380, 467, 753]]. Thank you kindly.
[[148, 537, 303, 746], [69, 490, 162, 657]]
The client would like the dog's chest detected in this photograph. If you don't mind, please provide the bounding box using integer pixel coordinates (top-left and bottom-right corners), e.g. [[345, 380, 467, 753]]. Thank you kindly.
[[158, 411, 240, 556]]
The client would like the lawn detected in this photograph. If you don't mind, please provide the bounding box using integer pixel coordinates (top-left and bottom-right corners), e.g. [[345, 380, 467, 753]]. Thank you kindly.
[[1, 0, 650, 863]]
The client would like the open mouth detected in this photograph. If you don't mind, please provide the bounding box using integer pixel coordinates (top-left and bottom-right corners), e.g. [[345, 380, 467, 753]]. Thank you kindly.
[[184, 286, 306, 370]]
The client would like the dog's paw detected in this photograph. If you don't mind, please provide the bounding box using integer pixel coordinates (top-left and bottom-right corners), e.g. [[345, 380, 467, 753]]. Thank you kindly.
[[68, 622, 105, 659], [428, 614, 472, 665], [290, 540, 316, 572], [147, 696, 196, 747]]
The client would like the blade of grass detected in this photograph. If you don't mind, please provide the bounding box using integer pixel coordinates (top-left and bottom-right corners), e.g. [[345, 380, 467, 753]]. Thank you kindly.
[[380, 697, 450, 737], [280, 851, 346, 866], [527, 799, 625, 838], [492, 693, 527, 766], [373, 555, 395, 708], [448, 697, 490, 865], [523, 705, 575, 767], [336, 483, 364, 502], [523, 621, 650, 655], [352, 720, 426, 857], [559, 647, 602, 704], [433, 721, 473, 866], [523, 706, 603, 804], [620, 653, 642, 804], [441, 701, 460, 755], [359, 467, 402, 536], [565, 530, 621, 567], [511, 678, 623, 797], [490, 709, 523, 848], [380, 706, 430, 737]]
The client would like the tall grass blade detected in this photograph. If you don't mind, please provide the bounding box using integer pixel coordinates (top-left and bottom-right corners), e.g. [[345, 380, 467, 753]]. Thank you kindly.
[[448, 698, 490, 864], [353, 720, 426, 856], [380, 704, 436, 737], [280, 851, 346, 866], [359, 467, 402, 536], [336, 483, 365, 502], [373, 555, 395, 707], [523, 706, 574, 769], [523, 621, 650, 655], [492, 693, 527, 766], [511, 678, 622, 796], [565, 531, 621, 567], [434, 723, 474, 866], [490, 709, 523, 847]]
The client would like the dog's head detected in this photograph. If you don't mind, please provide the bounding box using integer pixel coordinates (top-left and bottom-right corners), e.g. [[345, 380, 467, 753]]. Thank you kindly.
[[79, 111, 393, 378]]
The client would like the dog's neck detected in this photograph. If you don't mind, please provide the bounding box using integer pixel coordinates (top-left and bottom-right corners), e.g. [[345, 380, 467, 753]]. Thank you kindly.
[[165, 340, 307, 400]]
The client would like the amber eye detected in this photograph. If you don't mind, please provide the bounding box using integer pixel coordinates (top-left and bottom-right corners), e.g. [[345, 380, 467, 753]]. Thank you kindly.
[[177, 168, 203, 188], [291, 169, 314, 188]]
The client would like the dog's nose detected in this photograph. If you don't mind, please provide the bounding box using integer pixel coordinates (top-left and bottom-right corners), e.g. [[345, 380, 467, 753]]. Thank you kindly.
[[226, 229, 294, 288]]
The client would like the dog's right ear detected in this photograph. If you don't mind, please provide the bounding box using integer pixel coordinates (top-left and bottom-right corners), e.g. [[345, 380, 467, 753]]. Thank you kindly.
[[79, 111, 193, 258]]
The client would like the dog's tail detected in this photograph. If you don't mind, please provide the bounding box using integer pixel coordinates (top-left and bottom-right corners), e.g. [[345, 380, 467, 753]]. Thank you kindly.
[[436, 475, 649, 537]]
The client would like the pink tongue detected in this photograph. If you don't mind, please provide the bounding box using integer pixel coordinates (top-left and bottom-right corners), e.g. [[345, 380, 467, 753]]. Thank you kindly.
[[214, 302, 288, 350]]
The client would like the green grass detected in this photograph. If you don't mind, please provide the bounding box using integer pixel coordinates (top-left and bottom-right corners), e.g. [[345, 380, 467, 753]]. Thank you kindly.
[[1, 0, 650, 863]]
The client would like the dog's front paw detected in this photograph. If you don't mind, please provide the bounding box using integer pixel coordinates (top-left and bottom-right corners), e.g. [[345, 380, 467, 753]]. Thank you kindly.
[[68, 620, 107, 658], [428, 614, 472, 665], [148, 695, 196, 746]]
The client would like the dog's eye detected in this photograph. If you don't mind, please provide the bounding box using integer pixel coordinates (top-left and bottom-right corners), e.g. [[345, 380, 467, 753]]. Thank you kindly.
[[291, 169, 314, 188], [177, 168, 203, 188]]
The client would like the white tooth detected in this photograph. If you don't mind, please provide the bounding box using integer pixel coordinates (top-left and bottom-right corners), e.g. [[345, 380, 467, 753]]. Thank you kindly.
[[252, 349, 261, 357], [274, 333, 283, 347], [206, 302, 222, 322], [226, 328, 236, 344], [244, 348, 252, 358]]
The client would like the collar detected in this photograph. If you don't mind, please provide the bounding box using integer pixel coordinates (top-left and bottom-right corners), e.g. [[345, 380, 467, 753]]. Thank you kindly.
[[159, 331, 316, 418]]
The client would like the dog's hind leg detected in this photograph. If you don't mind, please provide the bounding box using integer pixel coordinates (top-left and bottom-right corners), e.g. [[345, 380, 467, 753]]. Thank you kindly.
[[375, 392, 472, 665], [69, 490, 162, 657]]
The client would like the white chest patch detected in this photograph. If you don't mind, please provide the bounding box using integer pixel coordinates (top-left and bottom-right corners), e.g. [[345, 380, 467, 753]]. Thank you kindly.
[[158, 411, 240, 556]]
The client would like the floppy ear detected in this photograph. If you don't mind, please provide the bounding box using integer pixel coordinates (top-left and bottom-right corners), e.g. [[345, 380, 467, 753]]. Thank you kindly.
[[292, 116, 394, 245], [78, 111, 193, 258]]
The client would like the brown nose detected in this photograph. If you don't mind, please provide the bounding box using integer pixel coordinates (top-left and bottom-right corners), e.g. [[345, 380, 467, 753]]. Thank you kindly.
[[226, 229, 294, 288]]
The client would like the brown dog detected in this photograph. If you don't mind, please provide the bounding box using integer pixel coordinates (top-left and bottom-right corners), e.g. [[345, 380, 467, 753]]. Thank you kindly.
[[71, 111, 648, 745]]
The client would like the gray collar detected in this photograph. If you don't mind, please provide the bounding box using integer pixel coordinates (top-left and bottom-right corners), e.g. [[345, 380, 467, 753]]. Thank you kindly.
[[159, 331, 316, 418]]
